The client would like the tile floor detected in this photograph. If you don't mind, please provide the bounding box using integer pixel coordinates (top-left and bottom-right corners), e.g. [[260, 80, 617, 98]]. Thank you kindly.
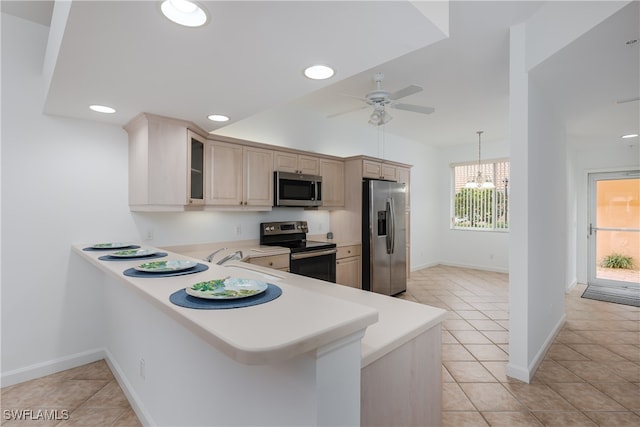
[[1, 360, 140, 427], [2, 265, 638, 426], [401, 265, 640, 427]]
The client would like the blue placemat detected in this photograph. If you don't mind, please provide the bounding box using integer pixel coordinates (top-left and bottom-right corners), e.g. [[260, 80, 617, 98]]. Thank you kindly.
[[169, 284, 282, 309], [83, 245, 140, 251], [123, 263, 209, 278], [99, 252, 168, 261]]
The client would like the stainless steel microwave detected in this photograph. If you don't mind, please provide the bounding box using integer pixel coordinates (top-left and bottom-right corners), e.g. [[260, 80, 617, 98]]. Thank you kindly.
[[274, 171, 323, 207]]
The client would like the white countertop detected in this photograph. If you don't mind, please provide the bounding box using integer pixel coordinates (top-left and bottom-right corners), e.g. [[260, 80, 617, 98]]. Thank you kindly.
[[74, 242, 446, 367]]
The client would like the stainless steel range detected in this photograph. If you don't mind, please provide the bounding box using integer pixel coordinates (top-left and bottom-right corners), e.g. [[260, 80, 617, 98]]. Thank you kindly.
[[260, 221, 337, 282]]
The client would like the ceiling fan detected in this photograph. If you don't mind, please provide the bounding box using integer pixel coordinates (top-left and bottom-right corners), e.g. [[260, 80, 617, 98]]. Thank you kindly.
[[328, 72, 435, 126]]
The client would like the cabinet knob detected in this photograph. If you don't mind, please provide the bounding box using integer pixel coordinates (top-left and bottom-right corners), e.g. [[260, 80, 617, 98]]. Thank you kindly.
[[269, 262, 273, 266], [347, 250, 351, 254], [239, 201, 243, 205]]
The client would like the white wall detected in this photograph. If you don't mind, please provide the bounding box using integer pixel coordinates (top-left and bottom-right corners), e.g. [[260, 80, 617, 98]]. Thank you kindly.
[[436, 139, 510, 273]]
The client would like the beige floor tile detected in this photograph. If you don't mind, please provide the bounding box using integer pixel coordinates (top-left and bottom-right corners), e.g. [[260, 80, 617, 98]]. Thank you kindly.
[[555, 329, 593, 344], [481, 310, 510, 320], [443, 366, 456, 383], [450, 330, 493, 345], [57, 406, 127, 427], [531, 411, 598, 427], [441, 411, 489, 427], [583, 411, 640, 427], [112, 408, 143, 427], [504, 382, 575, 411], [455, 310, 489, 320], [444, 361, 498, 383], [602, 360, 640, 382], [605, 344, 640, 362], [546, 344, 590, 361], [556, 360, 628, 383], [80, 381, 130, 408], [590, 382, 640, 411], [443, 319, 476, 331], [482, 411, 544, 426], [480, 361, 512, 383], [442, 344, 476, 361], [546, 382, 626, 411], [442, 330, 459, 344], [442, 383, 476, 411], [464, 344, 509, 361], [480, 330, 510, 344], [458, 383, 525, 411], [567, 343, 629, 361], [531, 360, 584, 383], [466, 319, 506, 331]]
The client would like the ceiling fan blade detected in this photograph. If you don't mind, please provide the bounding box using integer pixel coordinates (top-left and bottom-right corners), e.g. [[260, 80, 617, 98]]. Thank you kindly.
[[616, 96, 640, 104], [389, 85, 423, 100], [326, 105, 368, 119], [392, 103, 435, 115]]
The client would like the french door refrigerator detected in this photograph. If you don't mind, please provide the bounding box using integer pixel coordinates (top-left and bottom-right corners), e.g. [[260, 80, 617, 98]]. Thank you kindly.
[[362, 179, 407, 295]]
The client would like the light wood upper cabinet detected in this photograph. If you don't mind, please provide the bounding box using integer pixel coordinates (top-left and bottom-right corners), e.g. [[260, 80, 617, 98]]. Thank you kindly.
[[205, 141, 243, 206], [362, 159, 398, 181], [205, 141, 273, 208], [243, 146, 274, 206], [274, 152, 320, 175], [397, 166, 410, 209], [125, 113, 205, 211], [319, 158, 345, 208]]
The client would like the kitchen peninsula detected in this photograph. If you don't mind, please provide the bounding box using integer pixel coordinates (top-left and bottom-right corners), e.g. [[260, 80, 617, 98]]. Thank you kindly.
[[74, 241, 446, 426]]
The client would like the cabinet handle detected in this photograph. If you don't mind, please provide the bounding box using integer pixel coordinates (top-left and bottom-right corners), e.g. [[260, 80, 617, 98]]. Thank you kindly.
[[269, 262, 273, 266], [239, 201, 243, 205]]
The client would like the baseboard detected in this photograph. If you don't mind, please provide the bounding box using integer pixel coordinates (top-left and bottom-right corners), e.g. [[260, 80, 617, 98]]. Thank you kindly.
[[505, 313, 566, 383], [103, 350, 155, 427], [566, 279, 578, 293], [410, 261, 439, 272], [1, 348, 106, 387], [437, 262, 509, 274]]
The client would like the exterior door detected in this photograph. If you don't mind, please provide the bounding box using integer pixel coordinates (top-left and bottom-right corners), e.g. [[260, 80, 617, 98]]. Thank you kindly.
[[588, 171, 640, 289]]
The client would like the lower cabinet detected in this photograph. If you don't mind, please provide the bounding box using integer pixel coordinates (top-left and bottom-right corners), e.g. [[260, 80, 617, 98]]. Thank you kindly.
[[336, 245, 361, 289], [247, 254, 289, 272]]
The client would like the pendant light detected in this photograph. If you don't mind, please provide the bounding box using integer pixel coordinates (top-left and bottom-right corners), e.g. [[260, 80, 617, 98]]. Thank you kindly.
[[465, 131, 495, 189]]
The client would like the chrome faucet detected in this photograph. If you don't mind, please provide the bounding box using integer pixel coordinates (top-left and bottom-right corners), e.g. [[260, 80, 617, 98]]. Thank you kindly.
[[216, 250, 244, 265], [204, 247, 227, 263]]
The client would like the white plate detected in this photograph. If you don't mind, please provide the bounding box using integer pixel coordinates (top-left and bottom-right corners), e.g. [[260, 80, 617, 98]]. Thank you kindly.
[[135, 259, 197, 273], [110, 248, 158, 258], [185, 278, 269, 300], [91, 242, 132, 249]]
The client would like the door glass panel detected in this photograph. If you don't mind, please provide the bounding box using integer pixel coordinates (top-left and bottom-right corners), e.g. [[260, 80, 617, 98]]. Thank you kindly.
[[591, 175, 640, 288]]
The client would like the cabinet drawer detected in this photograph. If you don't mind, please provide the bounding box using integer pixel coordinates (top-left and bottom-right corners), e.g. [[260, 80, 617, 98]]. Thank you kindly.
[[248, 254, 289, 270], [336, 245, 361, 259]]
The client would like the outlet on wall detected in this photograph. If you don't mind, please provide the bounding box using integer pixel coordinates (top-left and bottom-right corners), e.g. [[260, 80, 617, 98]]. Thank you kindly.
[[235, 225, 241, 235], [145, 228, 154, 241]]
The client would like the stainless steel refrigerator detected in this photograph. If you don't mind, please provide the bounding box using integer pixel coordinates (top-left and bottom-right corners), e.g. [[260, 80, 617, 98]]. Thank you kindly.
[[362, 179, 407, 295]]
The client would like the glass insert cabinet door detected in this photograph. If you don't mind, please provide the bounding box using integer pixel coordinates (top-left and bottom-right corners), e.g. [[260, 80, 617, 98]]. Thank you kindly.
[[188, 131, 205, 204], [588, 171, 640, 289]]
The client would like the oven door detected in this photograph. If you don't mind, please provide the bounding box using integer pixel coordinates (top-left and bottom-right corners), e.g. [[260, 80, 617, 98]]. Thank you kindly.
[[290, 248, 337, 282]]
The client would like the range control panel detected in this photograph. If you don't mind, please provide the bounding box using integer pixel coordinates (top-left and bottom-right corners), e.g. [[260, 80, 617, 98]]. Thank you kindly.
[[260, 221, 308, 236]]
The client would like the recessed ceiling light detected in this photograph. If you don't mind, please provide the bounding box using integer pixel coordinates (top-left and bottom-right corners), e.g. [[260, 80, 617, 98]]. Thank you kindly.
[[208, 114, 229, 122], [160, 0, 207, 27], [89, 105, 116, 114], [621, 133, 639, 138], [304, 65, 335, 80]]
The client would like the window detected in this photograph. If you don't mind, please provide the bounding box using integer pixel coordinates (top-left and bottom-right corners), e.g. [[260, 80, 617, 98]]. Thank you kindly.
[[452, 159, 510, 230]]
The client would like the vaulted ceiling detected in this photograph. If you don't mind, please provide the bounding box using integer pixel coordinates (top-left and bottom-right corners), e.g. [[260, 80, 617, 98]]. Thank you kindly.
[[2, 1, 638, 149]]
